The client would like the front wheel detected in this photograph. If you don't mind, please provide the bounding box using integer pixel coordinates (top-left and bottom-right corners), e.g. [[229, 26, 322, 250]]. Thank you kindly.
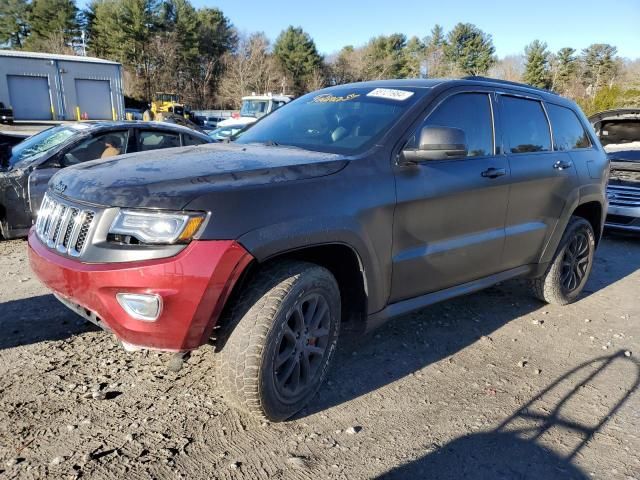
[[214, 261, 341, 421], [531, 216, 595, 305]]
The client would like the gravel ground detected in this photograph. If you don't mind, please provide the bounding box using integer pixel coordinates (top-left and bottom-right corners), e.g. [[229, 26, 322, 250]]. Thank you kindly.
[[0, 233, 638, 479]]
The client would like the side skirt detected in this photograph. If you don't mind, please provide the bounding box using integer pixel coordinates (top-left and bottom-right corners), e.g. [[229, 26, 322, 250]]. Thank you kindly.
[[365, 265, 533, 332]]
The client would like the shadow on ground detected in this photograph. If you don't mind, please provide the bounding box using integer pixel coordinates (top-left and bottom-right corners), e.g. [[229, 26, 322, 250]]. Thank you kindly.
[[0, 294, 97, 350], [377, 351, 639, 479]]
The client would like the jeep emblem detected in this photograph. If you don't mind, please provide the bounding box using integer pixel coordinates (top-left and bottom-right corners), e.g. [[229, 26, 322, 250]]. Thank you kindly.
[[53, 181, 67, 194]]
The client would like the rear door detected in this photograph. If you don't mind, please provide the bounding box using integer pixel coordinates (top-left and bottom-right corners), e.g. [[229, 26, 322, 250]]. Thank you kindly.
[[499, 93, 579, 269], [390, 89, 511, 302], [135, 129, 181, 152]]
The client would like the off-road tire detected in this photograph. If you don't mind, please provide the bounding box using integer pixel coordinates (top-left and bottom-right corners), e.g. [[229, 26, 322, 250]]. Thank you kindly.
[[531, 216, 595, 305], [214, 260, 341, 421]]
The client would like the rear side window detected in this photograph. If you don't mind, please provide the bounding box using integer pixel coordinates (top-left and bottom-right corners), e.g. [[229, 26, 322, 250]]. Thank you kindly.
[[501, 96, 551, 154], [137, 130, 180, 152], [409, 92, 494, 157], [546, 104, 591, 150]]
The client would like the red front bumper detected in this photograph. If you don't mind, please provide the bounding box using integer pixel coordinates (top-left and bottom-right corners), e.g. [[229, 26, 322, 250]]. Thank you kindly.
[[28, 231, 253, 351]]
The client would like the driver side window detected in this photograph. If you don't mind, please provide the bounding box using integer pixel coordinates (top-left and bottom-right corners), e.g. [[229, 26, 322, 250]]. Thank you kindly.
[[407, 93, 494, 158], [65, 131, 128, 166]]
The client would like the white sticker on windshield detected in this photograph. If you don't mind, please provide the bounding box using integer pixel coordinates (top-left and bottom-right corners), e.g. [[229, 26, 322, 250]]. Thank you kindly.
[[367, 88, 414, 101]]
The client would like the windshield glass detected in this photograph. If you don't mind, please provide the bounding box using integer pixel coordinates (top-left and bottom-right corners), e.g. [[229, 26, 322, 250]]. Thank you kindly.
[[9, 126, 80, 167], [240, 100, 270, 119], [235, 87, 424, 154]]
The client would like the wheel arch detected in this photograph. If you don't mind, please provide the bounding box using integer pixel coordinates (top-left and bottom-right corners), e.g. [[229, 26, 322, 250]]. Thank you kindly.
[[215, 242, 370, 350]]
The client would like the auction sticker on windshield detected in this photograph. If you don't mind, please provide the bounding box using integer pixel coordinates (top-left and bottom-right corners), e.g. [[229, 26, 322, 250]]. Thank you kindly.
[[367, 88, 414, 101], [310, 93, 361, 103]]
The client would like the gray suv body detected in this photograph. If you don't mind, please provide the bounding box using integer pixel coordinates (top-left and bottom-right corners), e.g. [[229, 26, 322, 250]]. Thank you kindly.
[[29, 78, 608, 421]]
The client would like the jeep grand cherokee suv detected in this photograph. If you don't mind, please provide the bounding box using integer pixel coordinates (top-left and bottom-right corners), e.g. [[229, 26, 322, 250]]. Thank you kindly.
[[29, 78, 608, 421]]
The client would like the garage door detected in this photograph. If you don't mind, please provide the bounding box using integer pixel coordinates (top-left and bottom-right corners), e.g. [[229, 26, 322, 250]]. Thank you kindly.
[[75, 79, 112, 120], [7, 75, 52, 120]]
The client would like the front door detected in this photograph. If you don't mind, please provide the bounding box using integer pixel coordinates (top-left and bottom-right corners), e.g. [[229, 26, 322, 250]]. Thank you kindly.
[[390, 90, 510, 302]]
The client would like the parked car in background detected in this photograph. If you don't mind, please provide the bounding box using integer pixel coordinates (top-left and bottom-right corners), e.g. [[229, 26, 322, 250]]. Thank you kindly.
[[0, 121, 212, 239], [207, 123, 247, 141], [590, 109, 640, 233], [0, 102, 14, 124], [217, 93, 291, 128], [195, 115, 227, 130], [28, 78, 607, 421]]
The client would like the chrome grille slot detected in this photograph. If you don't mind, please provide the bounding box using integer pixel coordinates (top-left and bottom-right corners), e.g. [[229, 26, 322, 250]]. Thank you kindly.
[[608, 185, 640, 207], [35, 193, 96, 257]]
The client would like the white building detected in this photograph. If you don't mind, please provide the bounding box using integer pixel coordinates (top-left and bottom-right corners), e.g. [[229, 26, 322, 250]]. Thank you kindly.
[[0, 50, 125, 121]]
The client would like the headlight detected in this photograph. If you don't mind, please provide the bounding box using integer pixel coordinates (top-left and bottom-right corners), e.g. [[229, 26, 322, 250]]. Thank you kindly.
[[109, 209, 206, 244]]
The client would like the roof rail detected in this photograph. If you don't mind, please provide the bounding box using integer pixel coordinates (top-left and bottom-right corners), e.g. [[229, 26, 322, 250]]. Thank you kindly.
[[462, 76, 557, 95]]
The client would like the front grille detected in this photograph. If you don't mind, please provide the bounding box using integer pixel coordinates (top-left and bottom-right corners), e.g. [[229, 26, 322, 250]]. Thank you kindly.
[[607, 185, 640, 207], [35, 193, 96, 257]]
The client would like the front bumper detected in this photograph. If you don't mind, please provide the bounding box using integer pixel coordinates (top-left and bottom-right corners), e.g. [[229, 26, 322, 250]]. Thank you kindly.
[[28, 230, 253, 351]]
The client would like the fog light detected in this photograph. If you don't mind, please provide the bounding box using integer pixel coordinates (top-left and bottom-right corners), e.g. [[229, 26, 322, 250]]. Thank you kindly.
[[116, 293, 162, 321]]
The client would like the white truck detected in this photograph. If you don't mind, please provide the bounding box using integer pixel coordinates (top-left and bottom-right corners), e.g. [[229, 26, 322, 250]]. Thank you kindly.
[[217, 93, 291, 128]]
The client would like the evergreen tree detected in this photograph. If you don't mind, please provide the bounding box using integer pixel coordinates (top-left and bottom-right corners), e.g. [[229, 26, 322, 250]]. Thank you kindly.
[[444, 23, 495, 76], [25, 0, 79, 51], [363, 33, 407, 79], [424, 24, 448, 77], [552, 47, 577, 93], [523, 40, 551, 89], [0, 0, 30, 48], [581, 43, 619, 91], [274, 26, 323, 95], [402, 36, 426, 78]]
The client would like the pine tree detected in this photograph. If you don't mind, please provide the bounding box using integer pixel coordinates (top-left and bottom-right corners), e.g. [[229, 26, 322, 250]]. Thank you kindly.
[[552, 47, 577, 93], [402, 36, 426, 78], [424, 24, 448, 77], [25, 0, 79, 52], [363, 33, 407, 80], [0, 0, 30, 48], [274, 26, 323, 95], [581, 44, 619, 92], [444, 23, 495, 76], [523, 40, 551, 89]]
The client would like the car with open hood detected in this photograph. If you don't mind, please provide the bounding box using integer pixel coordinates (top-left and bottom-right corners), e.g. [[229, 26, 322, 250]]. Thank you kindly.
[[28, 78, 607, 421], [589, 109, 640, 232]]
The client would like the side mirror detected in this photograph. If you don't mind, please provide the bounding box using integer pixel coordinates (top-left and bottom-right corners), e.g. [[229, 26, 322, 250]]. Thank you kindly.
[[400, 126, 467, 164]]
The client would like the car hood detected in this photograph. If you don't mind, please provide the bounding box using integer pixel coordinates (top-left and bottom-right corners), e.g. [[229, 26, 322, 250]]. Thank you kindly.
[[50, 142, 349, 209]]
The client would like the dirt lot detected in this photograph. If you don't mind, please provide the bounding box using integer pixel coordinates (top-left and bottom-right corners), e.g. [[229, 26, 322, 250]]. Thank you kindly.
[[0, 233, 638, 479]]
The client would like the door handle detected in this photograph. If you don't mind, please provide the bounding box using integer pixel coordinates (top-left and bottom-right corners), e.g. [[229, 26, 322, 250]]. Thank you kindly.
[[553, 160, 573, 170], [481, 167, 507, 179]]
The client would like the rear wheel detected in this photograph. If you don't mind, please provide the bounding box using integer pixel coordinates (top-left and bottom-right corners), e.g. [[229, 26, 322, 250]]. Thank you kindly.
[[531, 216, 595, 305], [214, 261, 341, 421]]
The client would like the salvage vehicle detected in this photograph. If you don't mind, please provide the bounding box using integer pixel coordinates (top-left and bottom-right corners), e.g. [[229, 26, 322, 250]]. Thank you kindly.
[[0, 121, 212, 239], [217, 93, 291, 128], [0, 102, 13, 124], [589, 109, 640, 232], [28, 78, 607, 421]]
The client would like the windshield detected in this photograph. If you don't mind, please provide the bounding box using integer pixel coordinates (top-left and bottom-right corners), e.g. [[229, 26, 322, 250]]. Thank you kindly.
[[240, 100, 270, 119], [235, 87, 424, 154], [9, 126, 80, 167]]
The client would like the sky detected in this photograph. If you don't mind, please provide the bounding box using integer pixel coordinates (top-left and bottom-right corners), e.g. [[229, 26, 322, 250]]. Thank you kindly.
[[189, 0, 640, 58]]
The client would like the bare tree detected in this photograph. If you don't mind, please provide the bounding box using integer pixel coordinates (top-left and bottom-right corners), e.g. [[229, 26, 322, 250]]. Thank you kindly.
[[489, 55, 524, 82], [217, 33, 286, 108]]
